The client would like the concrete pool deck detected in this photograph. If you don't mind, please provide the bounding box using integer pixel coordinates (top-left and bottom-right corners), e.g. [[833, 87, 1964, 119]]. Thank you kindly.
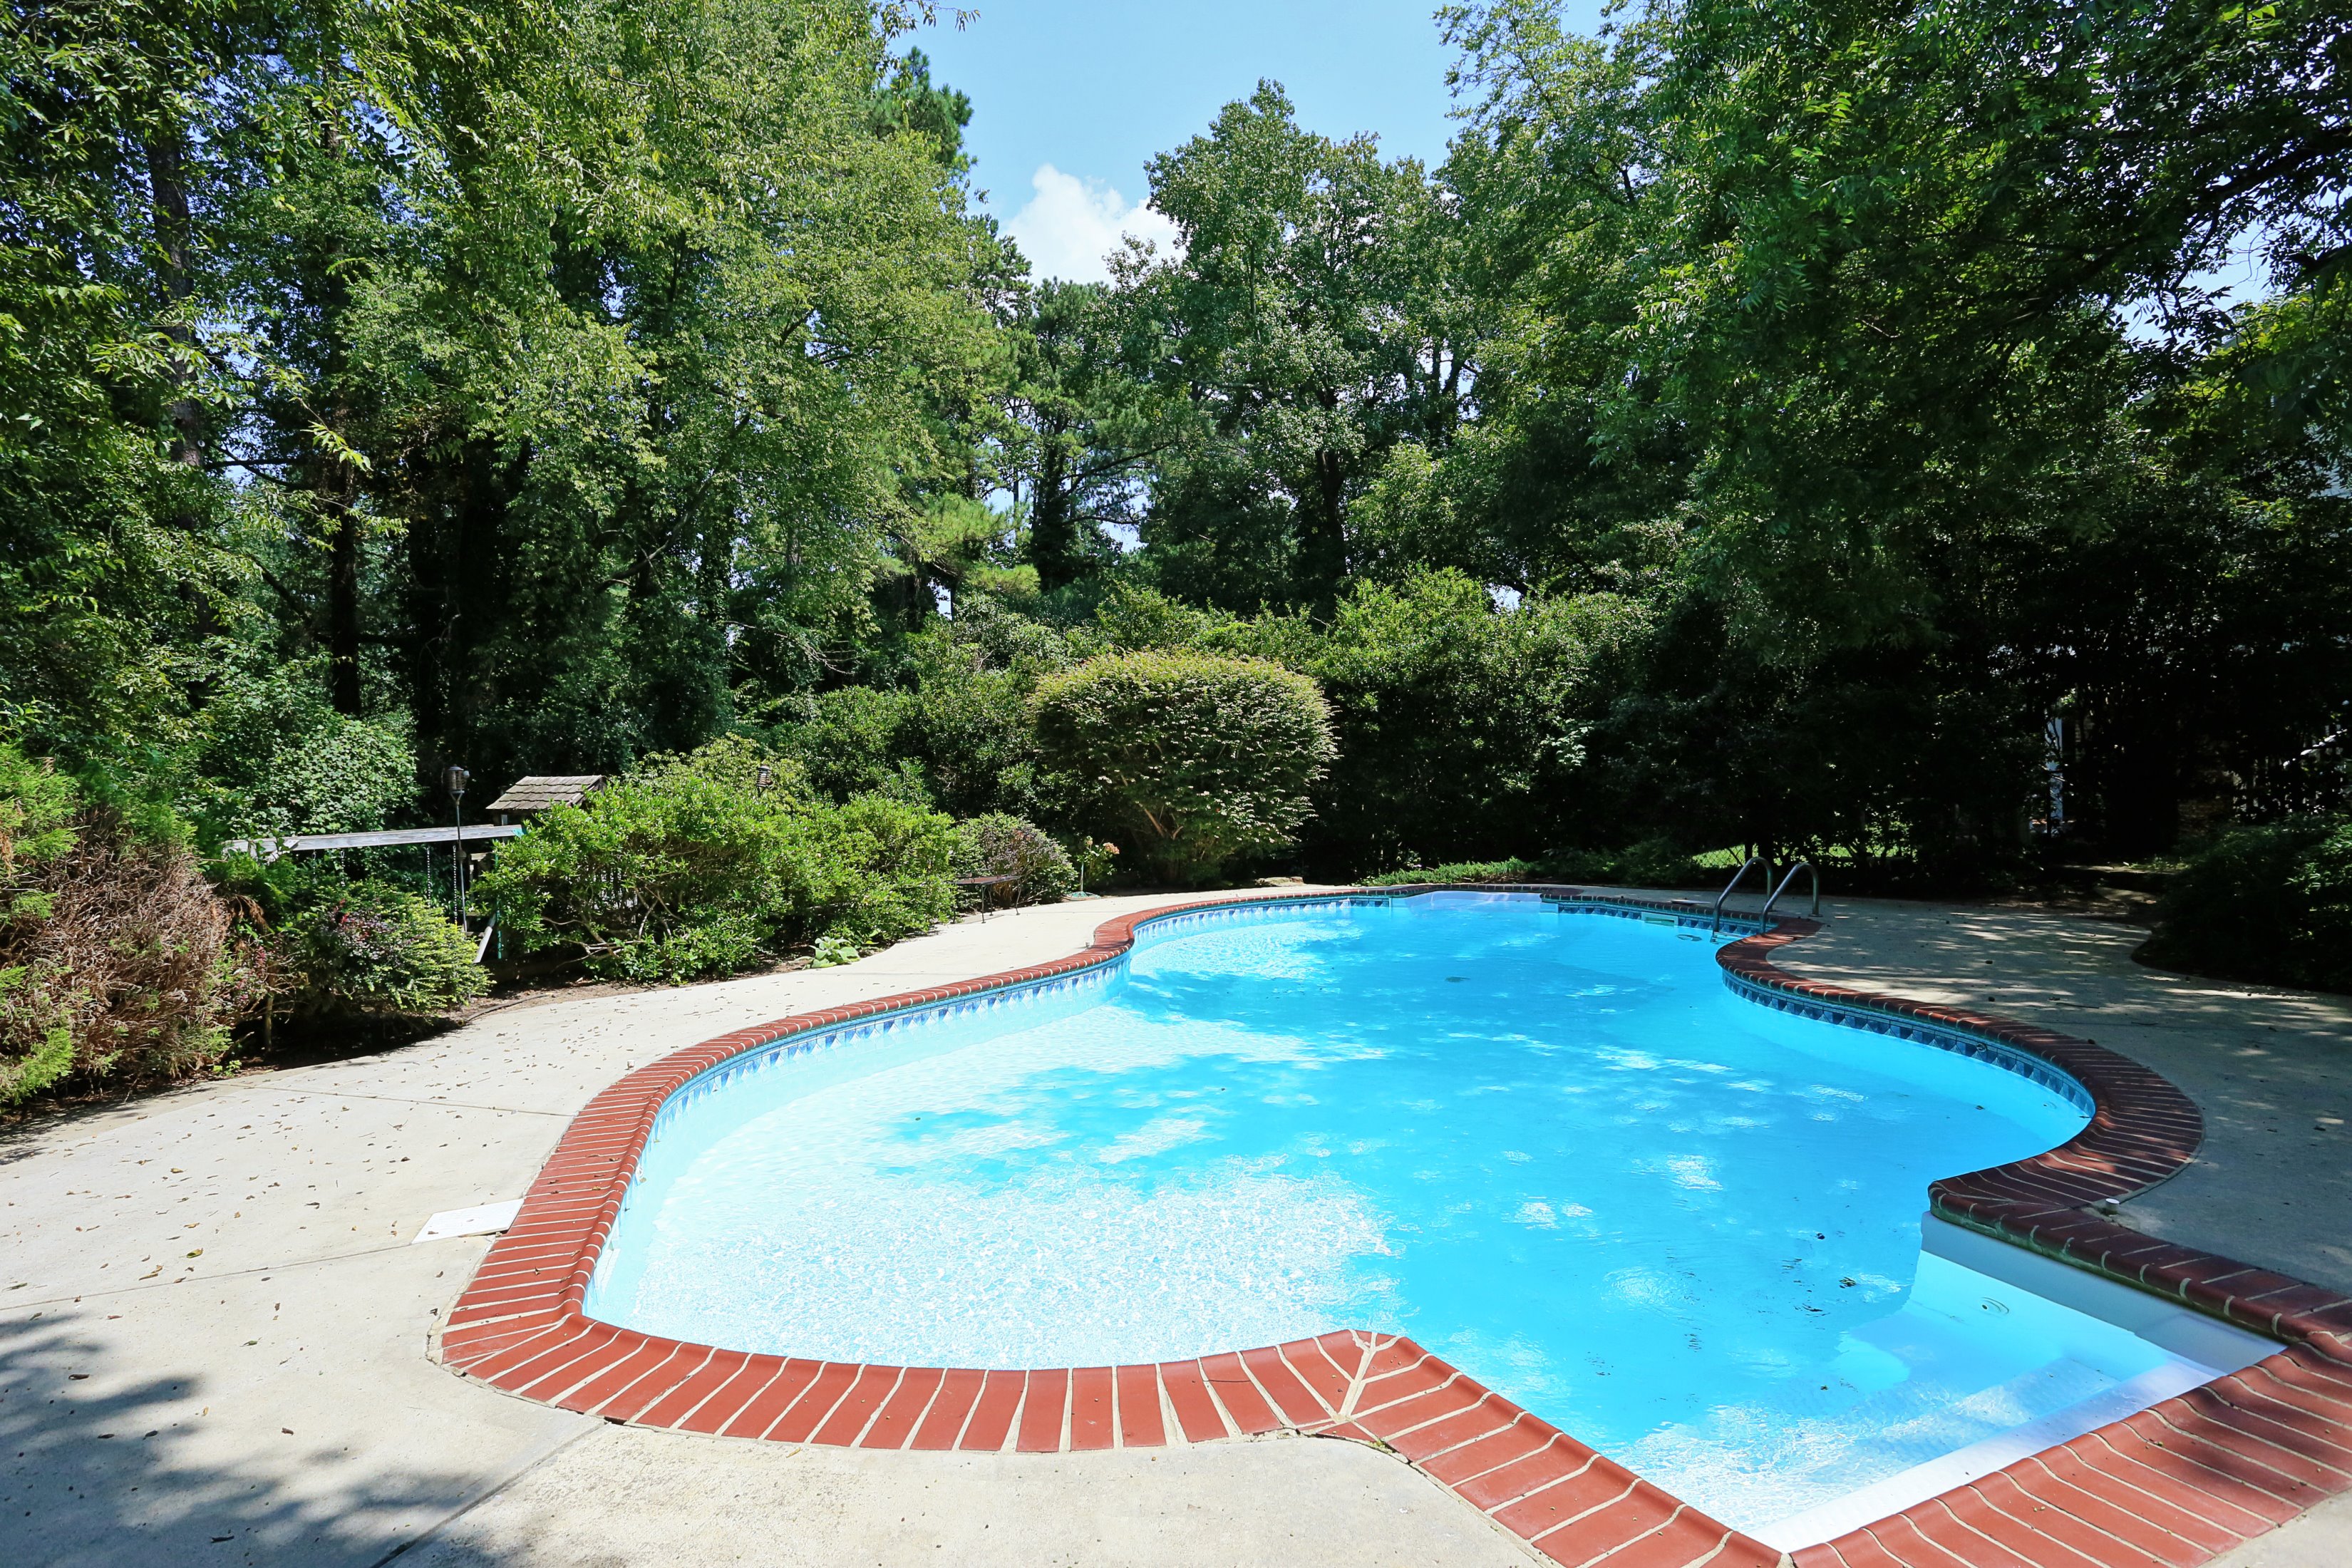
[[4, 889, 2348, 1565]]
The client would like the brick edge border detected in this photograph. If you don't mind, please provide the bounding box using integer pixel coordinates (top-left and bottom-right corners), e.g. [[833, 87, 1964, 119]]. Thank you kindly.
[[436, 887, 2352, 1568]]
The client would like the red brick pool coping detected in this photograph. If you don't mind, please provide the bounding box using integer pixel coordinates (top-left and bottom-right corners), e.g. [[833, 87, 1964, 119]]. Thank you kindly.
[[438, 887, 2352, 1568]]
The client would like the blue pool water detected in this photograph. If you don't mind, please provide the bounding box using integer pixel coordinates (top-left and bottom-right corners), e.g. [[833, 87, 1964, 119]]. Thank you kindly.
[[585, 894, 2234, 1533]]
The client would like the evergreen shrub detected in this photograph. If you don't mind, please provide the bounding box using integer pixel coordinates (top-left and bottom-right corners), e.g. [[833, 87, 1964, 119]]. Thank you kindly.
[[1033, 651, 1334, 886], [282, 882, 489, 1017], [953, 813, 1076, 905], [1212, 570, 1631, 877], [778, 686, 919, 801], [1542, 839, 1711, 889], [776, 668, 1046, 820], [1359, 840, 1706, 889], [2139, 819, 2352, 994], [177, 659, 413, 839], [1361, 858, 1546, 887], [474, 738, 958, 982]]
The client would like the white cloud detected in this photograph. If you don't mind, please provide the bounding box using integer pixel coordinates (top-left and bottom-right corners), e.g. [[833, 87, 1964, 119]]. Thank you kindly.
[[1003, 164, 1182, 284]]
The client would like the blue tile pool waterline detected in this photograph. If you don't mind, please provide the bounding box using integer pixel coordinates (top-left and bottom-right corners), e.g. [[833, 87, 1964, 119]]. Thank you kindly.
[[582, 894, 2227, 1531]]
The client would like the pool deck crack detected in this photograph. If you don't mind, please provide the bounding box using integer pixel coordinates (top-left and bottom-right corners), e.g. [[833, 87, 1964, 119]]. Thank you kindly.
[[264, 1088, 571, 1118], [365, 1413, 601, 1567], [4, 1238, 418, 1312]]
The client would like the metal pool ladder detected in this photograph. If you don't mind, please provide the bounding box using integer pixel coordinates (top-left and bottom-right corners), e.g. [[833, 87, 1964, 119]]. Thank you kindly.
[[1762, 860, 1820, 920], [1712, 857, 1822, 932], [1712, 856, 1771, 933]]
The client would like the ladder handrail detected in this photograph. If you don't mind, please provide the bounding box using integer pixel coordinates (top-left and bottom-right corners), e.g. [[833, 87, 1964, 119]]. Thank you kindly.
[[1712, 855, 1773, 933], [1761, 859, 1820, 921]]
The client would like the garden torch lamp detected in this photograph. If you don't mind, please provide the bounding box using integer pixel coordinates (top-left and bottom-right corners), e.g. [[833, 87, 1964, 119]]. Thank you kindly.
[[445, 764, 470, 922]]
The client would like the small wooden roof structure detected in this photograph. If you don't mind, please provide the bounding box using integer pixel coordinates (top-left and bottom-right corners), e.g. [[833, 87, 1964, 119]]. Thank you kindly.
[[485, 775, 607, 817]]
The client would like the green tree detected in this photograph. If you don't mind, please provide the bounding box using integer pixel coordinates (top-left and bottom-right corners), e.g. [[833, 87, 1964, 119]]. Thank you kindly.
[[1128, 83, 1464, 611], [361, 0, 1007, 783], [1214, 570, 1636, 874], [868, 46, 974, 175], [1, 0, 282, 753], [1415, 0, 2352, 862], [1004, 279, 1170, 594]]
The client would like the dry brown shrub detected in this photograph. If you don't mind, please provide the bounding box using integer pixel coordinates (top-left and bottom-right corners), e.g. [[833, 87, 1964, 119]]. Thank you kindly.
[[0, 815, 268, 1100]]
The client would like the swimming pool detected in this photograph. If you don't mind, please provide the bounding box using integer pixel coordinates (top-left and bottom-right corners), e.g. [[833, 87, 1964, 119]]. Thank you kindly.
[[579, 892, 2269, 1541]]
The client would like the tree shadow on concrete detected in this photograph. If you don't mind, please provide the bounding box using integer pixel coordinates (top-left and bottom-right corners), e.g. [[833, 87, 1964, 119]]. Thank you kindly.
[[2, 1308, 538, 1568]]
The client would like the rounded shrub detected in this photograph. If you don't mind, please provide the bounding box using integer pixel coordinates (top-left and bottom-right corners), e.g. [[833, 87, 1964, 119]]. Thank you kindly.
[[1031, 651, 1335, 886], [473, 737, 957, 982], [284, 882, 489, 1017], [2139, 818, 2352, 993], [953, 813, 1076, 905]]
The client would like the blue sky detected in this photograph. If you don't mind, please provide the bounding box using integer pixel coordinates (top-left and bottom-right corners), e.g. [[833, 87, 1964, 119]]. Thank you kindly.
[[914, 1, 1599, 281]]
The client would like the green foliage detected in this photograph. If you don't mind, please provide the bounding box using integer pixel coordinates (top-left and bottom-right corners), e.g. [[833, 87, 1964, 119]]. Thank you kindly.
[[0, 0, 251, 757], [775, 660, 1048, 820], [0, 746, 83, 1103], [953, 813, 1076, 905], [1004, 281, 1171, 592], [776, 686, 924, 802], [380, 0, 1011, 783], [1033, 651, 1335, 885], [868, 48, 973, 174], [2140, 820, 2352, 994], [0, 752, 260, 1105], [822, 789, 964, 939], [1087, 584, 1238, 654], [1067, 834, 1121, 889], [1582, 592, 2046, 882], [906, 665, 1051, 820], [2, 0, 1006, 789], [1419, 0, 2352, 865], [474, 738, 956, 982], [9, 0, 2352, 978], [1211, 570, 1636, 875], [0, 746, 79, 927], [810, 932, 864, 967], [1361, 858, 1546, 887], [1540, 840, 1711, 890], [1128, 83, 1465, 611], [177, 660, 412, 840], [284, 882, 487, 1018], [1075, 572, 1644, 877], [1358, 840, 1706, 889]]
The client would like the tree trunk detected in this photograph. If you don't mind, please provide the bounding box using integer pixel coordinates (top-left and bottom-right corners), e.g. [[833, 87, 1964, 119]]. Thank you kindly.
[[315, 108, 363, 715], [1028, 429, 1080, 592], [1301, 438, 1348, 613], [143, 126, 204, 470], [327, 501, 362, 713]]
